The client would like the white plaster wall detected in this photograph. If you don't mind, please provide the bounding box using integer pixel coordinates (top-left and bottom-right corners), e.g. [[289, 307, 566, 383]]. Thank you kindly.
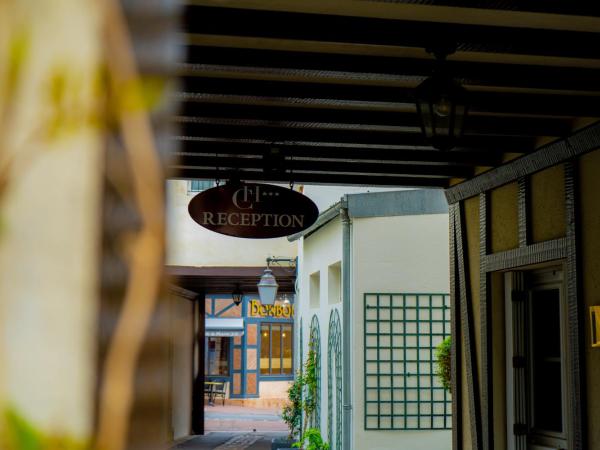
[[351, 213, 451, 450], [166, 180, 297, 267], [296, 217, 344, 434], [170, 296, 193, 439]]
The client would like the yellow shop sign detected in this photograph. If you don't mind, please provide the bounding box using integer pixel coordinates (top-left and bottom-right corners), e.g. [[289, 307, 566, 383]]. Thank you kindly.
[[250, 300, 295, 318]]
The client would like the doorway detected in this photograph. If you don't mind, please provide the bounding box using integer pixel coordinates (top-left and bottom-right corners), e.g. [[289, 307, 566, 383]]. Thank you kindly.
[[505, 267, 568, 450]]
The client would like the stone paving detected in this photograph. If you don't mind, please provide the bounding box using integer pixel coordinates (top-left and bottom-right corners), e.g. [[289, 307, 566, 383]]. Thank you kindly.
[[204, 404, 288, 432], [171, 405, 289, 449], [174, 432, 288, 450]]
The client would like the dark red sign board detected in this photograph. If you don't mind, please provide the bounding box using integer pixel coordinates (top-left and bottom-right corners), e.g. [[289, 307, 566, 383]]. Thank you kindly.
[[188, 182, 319, 239]]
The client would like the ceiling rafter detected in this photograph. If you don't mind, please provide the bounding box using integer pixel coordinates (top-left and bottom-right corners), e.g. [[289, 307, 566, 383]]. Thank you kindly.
[[183, 6, 600, 60], [183, 46, 600, 92], [179, 103, 572, 137], [178, 78, 600, 117], [173, 154, 474, 178], [172, 168, 451, 187], [178, 121, 534, 151], [175, 139, 503, 166], [169, 3, 600, 187]]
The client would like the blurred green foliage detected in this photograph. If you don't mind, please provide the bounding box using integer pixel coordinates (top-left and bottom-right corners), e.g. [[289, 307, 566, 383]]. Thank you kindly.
[[2, 407, 89, 450]]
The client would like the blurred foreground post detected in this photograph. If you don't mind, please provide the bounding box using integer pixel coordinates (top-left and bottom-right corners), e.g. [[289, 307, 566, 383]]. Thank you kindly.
[[0, 1, 179, 449], [0, 0, 104, 447]]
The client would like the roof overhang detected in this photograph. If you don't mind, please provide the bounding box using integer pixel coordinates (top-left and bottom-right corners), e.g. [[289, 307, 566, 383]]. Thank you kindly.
[[167, 0, 600, 188]]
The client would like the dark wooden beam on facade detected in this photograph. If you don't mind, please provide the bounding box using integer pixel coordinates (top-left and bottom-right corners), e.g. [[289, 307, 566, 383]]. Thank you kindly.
[[454, 203, 483, 450], [449, 204, 463, 450], [484, 238, 567, 272], [517, 177, 530, 248], [479, 192, 493, 450], [564, 161, 586, 450], [445, 121, 600, 203]]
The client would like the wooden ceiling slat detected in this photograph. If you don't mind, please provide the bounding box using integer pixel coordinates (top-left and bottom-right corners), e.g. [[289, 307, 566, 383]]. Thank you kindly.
[[169, 4, 600, 187], [179, 77, 600, 117], [178, 121, 534, 151], [173, 154, 473, 177], [183, 6, 600, 60], [178, 104, 571, 137], [176, 139, 503, 166], [171, 168, 451, 187], [360, 0, 600, 17], [184, 46, 600, 92]]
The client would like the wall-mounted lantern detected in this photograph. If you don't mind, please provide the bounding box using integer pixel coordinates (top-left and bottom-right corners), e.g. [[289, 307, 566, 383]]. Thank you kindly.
[[257, 256, 296, 305], [257, 268, 278, 305], [232, 285, 244, 306]]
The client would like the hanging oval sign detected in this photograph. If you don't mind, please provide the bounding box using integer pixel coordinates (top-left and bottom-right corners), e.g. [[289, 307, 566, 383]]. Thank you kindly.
[[188, 182, 319, 239]]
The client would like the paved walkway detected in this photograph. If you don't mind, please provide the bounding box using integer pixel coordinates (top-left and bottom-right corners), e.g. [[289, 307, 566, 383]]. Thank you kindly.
[[173, 432, 289, 450], [171, 405, 290, 449], [204, 405, 288, 432]]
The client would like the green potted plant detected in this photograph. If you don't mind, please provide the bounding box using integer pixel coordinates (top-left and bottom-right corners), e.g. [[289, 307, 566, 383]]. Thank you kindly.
[[277, 343, 327, 450], [274, 372, 303, 450], [292, 428, 330, 450], [301, 345, 318, 432], [435, 336, 452, 393]]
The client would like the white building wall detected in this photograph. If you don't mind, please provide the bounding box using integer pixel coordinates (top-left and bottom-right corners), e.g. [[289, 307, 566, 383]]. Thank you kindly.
[[166, 180, 297, 267], [296, 217, 343, 435], [351, 213, 451, 450]]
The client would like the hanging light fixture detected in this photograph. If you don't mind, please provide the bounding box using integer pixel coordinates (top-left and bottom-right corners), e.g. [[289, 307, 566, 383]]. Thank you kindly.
[[257, 268, 278, 305], [416, 47, 468, 151], [232, 285, 244, 306], [257, 256, 295, 305]]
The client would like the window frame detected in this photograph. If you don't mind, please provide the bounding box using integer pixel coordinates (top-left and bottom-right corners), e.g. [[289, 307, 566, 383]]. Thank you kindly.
[[526, 279, 567, 443], [260, 322, 294, 378], [205, 336, 232, 377], [505, 267, 569, 450]]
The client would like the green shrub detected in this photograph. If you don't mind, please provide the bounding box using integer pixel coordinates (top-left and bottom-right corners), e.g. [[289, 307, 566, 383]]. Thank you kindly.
[[293, 428, 330, 450], [435, 336, 452, 393], [282, 372, 303, 439]]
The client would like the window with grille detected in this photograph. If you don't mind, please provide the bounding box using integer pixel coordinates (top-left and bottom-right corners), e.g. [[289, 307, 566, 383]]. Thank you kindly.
[[364, 293, 451, 430], [260, 323, 293, 376], [188, 180, 215, 193]]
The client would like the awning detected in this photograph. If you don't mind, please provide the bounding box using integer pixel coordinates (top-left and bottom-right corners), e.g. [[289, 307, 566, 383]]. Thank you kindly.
[[205, 318, 245, 337]]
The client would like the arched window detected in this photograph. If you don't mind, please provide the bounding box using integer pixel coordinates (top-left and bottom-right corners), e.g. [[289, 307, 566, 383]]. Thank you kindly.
[[308, 314, 321, 429], [327, 309, 342, 450]]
